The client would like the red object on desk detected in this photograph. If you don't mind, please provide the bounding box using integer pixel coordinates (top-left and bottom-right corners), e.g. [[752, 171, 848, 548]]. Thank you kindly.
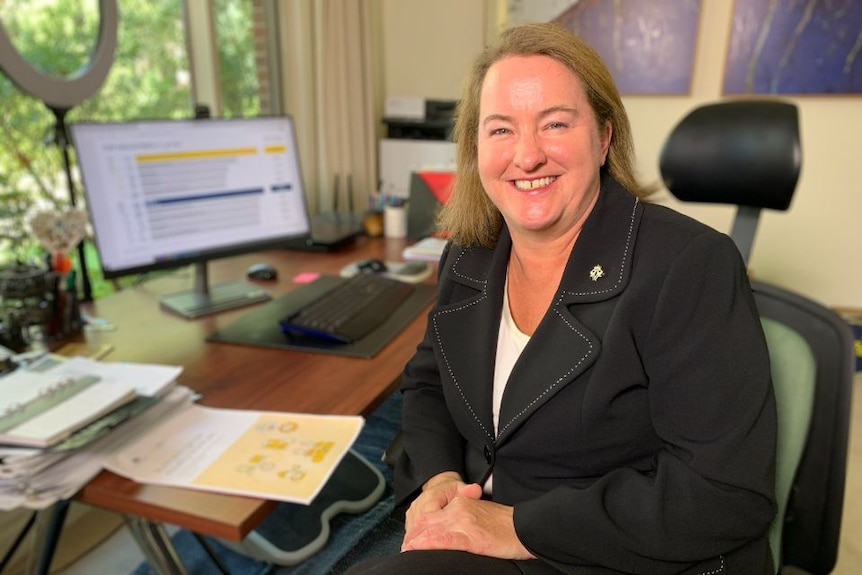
[[416, 171, 454, 205]]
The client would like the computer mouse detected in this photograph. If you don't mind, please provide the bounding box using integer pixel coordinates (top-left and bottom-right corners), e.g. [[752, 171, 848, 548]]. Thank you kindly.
[[247, 263, 278, 281], [357, 258, 388, 274]]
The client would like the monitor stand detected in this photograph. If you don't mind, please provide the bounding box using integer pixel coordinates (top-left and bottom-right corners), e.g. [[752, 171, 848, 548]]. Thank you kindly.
[[159, 262, 271, 319]]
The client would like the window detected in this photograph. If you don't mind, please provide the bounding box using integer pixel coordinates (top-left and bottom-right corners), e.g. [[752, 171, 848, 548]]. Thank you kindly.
[[0, 0, 270, 297], [214, 0, 264, 118]]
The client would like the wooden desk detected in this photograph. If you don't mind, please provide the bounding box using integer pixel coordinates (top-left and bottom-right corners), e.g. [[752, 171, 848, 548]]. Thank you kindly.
[[74, 237, 430, 542]]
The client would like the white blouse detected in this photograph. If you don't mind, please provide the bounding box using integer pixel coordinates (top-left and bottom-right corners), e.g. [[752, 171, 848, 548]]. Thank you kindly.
[[485, 278, 531, 494]]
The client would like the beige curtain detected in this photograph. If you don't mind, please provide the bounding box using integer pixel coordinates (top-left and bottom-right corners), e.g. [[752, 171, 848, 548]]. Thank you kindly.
[[274, 0, 380, 216], [319, 0, 379, 215]]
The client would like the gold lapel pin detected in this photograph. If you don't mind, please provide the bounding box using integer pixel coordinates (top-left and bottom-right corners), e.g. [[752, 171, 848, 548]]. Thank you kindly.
[[589, 265, 605, 282]]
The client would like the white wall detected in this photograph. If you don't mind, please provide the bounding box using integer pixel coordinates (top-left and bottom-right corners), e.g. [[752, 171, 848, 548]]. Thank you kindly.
[[380, 0, 862, 309], [380, 0, 489, 98]]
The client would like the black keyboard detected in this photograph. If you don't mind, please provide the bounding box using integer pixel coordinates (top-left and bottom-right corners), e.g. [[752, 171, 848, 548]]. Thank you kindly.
[[279, 274, 415, 343]]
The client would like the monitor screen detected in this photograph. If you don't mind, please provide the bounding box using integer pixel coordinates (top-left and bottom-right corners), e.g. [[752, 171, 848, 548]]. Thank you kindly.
[[71, 116, 312, 318]]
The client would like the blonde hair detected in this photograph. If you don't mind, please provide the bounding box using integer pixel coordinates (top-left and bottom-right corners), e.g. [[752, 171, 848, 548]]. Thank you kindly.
[[439, 22, 649, 248]]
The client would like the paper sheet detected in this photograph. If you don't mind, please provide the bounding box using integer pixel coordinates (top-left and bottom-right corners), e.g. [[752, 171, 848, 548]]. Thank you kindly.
[[104, 404, 364, 504], [47, 356, 182, 397]]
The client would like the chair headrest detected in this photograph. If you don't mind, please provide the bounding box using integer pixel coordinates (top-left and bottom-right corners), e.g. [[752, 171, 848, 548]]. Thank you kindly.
[[659, 100, 801, 211]]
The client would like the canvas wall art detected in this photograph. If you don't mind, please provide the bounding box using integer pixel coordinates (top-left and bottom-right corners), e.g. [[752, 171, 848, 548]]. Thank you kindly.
[[550, 0, 702, 95], [723, 0, 862, 95]]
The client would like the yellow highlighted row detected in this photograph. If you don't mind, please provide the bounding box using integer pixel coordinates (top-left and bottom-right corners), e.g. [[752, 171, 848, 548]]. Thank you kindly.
[[137, 145, 286, 162]]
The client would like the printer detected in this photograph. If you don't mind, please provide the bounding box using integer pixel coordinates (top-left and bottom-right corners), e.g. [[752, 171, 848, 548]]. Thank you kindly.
[[379, 97, 457, 199]]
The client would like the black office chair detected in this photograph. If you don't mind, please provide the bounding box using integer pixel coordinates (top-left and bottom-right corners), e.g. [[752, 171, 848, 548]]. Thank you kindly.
[[751, 279, 855, 574], [660, 100, 852, 572], [659, 100, 802, 264]]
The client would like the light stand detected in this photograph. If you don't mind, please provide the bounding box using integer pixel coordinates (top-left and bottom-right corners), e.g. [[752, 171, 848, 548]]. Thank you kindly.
[[0, 0, 118, 303], [50, 106, 93, 302]]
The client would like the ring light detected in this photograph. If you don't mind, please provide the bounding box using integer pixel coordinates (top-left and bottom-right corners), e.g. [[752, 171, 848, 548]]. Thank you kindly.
[[0, 0, 118, 109]]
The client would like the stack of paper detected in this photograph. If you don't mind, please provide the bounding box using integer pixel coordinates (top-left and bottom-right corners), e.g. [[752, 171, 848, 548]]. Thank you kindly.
[[0, 356, 187, 510], [402, 236, 447, 262], [0, 371, 135, 448], [0, 385, 196, 510], [2, 354, 367, 510], [0, 356, 181, 448]]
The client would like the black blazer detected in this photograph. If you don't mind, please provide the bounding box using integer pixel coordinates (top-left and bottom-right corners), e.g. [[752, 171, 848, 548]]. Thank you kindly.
[[395, 178, 777, 574]]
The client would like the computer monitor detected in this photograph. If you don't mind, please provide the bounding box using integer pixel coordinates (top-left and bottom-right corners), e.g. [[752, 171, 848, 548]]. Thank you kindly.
[[70, 116, 312, 318]]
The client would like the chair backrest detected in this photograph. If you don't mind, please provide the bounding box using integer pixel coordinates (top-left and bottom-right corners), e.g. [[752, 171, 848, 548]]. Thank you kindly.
[[751, 279, 855, 574], [659, 100, 802, 264]]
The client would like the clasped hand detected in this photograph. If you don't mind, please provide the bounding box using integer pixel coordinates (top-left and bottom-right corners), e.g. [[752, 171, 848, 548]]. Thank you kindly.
[[401, 472, 535, 560]]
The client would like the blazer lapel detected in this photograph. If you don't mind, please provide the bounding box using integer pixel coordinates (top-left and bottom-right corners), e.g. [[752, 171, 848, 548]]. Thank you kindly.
[[497, 181, 643, 443], [557, 180, 642, 304], [430, 240, 508, 444]]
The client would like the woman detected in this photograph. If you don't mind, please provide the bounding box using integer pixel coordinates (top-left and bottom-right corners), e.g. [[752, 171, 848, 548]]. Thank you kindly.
[[350, 22, 776, 574]]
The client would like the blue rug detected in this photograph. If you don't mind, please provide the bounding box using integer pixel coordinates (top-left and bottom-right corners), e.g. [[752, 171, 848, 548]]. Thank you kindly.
[[130, 392, 404, 575]]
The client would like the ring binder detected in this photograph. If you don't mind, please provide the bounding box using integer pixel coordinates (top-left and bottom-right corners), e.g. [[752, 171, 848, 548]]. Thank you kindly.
[[0, 376, 100, 433]]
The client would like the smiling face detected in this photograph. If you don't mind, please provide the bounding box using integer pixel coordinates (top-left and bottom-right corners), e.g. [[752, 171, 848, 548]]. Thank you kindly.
[[478, 55, 611, 241]]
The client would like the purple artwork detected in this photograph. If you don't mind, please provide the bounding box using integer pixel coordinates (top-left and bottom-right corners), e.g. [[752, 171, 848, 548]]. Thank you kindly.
[[723, 0, 862, 95], [554, 0, 701, 95]]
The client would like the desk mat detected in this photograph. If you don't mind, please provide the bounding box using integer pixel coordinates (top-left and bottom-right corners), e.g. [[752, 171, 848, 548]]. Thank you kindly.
[[207, 275, 437, 358]]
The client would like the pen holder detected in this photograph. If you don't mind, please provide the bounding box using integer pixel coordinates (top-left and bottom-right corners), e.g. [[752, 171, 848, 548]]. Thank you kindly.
[[383, 205, 407, 239]]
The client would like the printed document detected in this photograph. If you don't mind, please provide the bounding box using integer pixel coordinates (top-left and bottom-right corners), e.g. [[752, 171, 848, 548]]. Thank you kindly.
[[104, 404, 364, 504]]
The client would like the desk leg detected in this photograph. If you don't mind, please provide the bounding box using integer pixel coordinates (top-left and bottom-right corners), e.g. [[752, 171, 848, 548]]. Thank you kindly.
[[25, 500, 70, 575], [124, 516, 188, 575]]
